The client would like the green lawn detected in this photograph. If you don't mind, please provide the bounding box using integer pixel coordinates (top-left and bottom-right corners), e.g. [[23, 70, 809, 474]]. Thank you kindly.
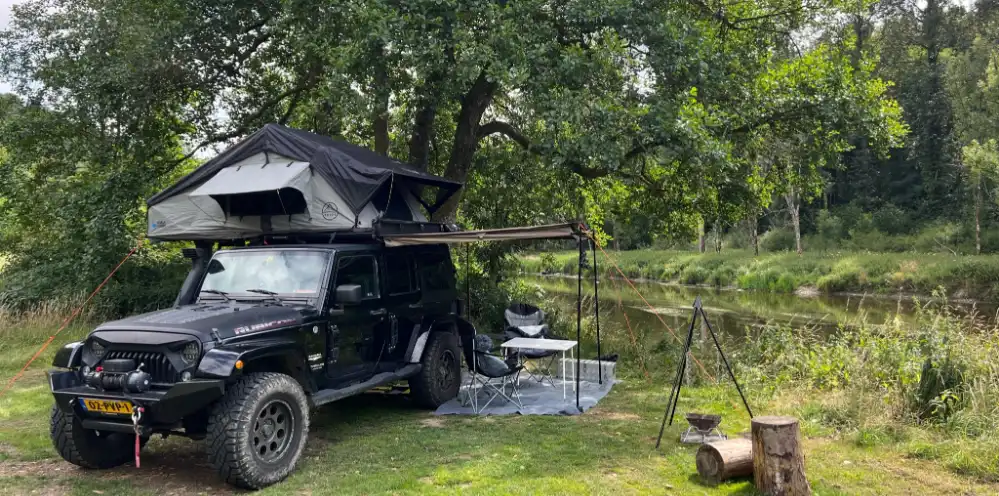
[[2, 359, 997, 495]]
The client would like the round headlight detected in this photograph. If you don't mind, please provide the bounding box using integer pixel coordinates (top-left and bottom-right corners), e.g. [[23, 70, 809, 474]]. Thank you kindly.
[[182, 342, 200, 364], [90, 340, 105, 359]]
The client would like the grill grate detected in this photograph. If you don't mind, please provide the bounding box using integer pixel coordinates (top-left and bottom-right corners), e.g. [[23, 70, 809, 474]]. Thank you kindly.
[[104, 350, 179, 385]]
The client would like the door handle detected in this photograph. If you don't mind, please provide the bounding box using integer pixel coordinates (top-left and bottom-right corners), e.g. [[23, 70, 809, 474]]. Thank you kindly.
[[370, 308, 387, 316], [408, 303, 423, 309]]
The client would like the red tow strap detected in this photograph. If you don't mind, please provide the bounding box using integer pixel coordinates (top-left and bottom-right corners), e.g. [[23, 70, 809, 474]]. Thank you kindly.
[[0, 239, 143, 399]]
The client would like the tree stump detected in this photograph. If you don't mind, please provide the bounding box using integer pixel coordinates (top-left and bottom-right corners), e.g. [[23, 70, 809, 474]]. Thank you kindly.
[[696, 438, 753, 485], [751, 416, 811, 496]]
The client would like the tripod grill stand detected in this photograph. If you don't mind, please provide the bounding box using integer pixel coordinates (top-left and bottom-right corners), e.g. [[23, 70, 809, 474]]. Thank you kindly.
[[655, 296, 754, 449]]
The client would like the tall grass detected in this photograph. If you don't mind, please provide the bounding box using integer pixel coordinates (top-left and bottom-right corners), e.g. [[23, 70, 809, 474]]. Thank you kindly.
[[735, 297, 999, 480], [0, 300, 95, 378], [519, 249, 999, 298]]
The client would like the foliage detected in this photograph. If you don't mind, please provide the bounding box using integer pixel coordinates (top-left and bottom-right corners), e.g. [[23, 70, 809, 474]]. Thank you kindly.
[[519, 248, 999, 298]]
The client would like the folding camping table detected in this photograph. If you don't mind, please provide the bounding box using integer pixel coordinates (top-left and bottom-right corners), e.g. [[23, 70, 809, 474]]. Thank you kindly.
[[501, 338, 577, 400]]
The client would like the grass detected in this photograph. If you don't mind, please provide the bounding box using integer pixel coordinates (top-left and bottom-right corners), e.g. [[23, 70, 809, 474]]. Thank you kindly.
[[1, 304, 998, 494], [2, 374, 998, 495], [520, 248, 999, 299]]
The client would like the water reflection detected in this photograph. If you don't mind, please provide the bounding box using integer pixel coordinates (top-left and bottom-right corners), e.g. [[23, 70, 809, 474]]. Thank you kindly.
[[523, 275, 998, 339]]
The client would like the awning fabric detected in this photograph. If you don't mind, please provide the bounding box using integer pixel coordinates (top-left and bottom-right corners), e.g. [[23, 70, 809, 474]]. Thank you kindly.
[[189, 162, 311, 197], [383, 223, 580, 246]]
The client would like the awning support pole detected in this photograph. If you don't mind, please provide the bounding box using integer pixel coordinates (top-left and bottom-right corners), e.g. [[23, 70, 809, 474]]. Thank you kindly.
[[591, 238, 601, 385], [576, 237, 583, 412], [465, 243, 471, 318]]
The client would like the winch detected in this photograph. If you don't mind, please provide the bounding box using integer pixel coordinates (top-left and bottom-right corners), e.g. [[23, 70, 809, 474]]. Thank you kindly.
[[82, 358, 152, 393]]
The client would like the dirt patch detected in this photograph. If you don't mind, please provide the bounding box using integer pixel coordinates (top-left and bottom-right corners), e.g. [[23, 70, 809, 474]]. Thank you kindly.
[[0, 459, 63, 477], [419, 417, 446, 428], [590, 410, 641, 421], [0, 442, 20, 458], [795, 285, 820, 298]]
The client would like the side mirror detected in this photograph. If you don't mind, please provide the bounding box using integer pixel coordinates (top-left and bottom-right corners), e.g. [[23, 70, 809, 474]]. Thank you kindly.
[[335, 284, 363, 305]]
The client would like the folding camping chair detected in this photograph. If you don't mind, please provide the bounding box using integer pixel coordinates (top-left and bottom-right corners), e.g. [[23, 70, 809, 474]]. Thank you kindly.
[[459, 330, 523, 413], [503, 303, 558, 386]]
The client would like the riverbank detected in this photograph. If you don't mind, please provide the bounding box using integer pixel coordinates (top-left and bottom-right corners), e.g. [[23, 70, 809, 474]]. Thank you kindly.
[[519, 249, 999, 299]]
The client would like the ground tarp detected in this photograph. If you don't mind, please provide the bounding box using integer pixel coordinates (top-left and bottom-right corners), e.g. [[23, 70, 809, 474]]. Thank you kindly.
[[434, 376, 616, 416]]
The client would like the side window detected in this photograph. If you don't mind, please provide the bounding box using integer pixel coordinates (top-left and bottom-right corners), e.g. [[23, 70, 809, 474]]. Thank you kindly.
[[385, 253, 419, 295], [417, 248, 454, 292], [333, 255, 380, 299]]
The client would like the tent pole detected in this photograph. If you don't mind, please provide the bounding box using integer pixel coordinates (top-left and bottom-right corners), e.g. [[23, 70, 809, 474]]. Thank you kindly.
[[591, 238, 602, 385], [576, 237, 583, 412], [465, 243, 471, 319]]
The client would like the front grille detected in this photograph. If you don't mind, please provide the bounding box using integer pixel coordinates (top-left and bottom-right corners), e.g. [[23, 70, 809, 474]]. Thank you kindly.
[[104, 351, 179, 385]]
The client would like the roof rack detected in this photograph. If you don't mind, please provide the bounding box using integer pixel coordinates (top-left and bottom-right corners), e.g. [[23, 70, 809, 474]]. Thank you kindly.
[[217, 219, 453, 246]]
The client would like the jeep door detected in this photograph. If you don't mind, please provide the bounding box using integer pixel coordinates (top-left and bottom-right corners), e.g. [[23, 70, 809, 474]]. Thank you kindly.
[[382, 248, 422, 366], [326, 253, 382, 383]]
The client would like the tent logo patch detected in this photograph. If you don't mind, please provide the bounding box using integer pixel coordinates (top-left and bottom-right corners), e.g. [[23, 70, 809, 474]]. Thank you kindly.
[[321, 202, 340, 220]]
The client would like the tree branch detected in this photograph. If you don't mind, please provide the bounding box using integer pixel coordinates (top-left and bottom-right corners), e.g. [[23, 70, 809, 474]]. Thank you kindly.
[[476, 120, 533, 149]]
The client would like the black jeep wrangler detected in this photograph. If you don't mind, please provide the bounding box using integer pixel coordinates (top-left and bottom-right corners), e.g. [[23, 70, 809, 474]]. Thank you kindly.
[[48, 241, 463, 489]]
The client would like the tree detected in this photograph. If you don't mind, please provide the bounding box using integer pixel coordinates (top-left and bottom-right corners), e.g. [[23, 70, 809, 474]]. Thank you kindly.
[[0, 0, 908, 309], [963, 140, 999, 254]]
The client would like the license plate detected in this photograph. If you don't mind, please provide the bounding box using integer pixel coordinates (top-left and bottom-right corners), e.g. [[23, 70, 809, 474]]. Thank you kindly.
[[79, 398, 133, 415]]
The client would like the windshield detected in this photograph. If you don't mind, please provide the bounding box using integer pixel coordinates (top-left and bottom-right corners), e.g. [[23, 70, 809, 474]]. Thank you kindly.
[[200, 250, 331, 298]]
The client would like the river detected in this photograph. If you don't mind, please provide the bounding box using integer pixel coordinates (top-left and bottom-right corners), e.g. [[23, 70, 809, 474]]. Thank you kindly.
[[520, 276, 997, 359]]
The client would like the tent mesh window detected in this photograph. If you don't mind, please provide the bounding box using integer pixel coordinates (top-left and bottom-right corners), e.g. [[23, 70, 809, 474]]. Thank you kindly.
[[217, 188, 308, 217]]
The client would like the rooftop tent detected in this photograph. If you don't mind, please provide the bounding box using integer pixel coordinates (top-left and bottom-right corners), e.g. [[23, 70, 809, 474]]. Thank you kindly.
[[146, 124, 463, 241]]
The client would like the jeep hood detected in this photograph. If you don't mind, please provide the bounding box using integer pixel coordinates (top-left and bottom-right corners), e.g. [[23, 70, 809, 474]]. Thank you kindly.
[[93, 302, 320, 343]]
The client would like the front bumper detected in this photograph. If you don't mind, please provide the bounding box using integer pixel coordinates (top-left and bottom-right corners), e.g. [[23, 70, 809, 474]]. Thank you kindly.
[[49, 369, 224, 431]]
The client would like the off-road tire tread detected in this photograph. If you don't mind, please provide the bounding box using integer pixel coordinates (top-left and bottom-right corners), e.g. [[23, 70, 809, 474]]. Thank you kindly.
[[205, 372, 309, 490], [50, 404, 135, 469], [409, 331, 461, 408]]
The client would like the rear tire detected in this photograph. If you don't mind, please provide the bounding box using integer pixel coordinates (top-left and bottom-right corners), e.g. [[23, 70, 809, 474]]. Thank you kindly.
[[50, 404, 139, 469], [409, 331, 461, 408], [205, 372, 309, 489]]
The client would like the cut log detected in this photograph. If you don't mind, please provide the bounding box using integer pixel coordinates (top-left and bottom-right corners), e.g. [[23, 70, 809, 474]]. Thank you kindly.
[[696, 438, 753, 485], [751, 416, 811, 496]]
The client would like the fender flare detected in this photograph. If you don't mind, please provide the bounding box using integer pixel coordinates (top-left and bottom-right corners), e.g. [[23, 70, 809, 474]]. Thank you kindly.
[[52, 342, 84, 369], [405, 318, 457, 363], [196, 339, 315, 391]]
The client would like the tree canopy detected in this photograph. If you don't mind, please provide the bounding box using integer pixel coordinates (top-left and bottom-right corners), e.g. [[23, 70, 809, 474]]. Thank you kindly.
[[1, 0, 975, 311]]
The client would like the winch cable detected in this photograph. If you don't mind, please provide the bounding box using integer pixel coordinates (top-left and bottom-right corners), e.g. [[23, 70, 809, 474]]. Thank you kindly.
[[587, 233, 716, 383], [0, 238, 144, 399]]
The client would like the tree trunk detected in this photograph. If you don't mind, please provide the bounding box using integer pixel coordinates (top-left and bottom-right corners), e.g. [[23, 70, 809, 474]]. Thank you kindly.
[[699, 219, 706, 253], [612, 218, 620, 251], [787, 191, 802, 254], [408, 103, 437, 170], [976, 176, 982, 255], [752, 416, 811, 496], [749, 213, 759, 256], [697, 438, 754, 485], [372, 45, 390, 156], [432, 71, 497, 222], [714, 214, 722, 253]]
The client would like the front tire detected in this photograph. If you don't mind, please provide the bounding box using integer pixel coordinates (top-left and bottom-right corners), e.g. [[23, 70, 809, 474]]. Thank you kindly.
[[206, 372, 309, 489], [50, 404, 139, 469], [409, 331, 461, 408]]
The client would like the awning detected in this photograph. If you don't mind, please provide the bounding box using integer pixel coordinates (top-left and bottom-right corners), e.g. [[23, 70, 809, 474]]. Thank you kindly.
[[189, 162, 311, 197], [383, 223, 580, 246]]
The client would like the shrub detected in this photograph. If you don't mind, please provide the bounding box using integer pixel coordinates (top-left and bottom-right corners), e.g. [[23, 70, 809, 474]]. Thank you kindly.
[[680, 265, 711, 285], [760, 227, 796, 252], [872, 204, 913, 235], [912, 222, 963, 253], [816, 210, 846, 241], [538, 252, 559, 274]]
